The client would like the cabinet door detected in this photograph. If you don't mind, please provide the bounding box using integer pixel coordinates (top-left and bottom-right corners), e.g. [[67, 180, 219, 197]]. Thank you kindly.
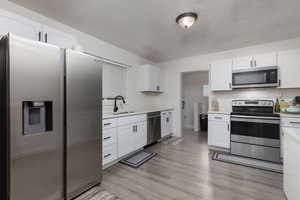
[[278, 49, 300, 88], [136, 122, 147, 149], [210, 59, 232, 91], [284, 133, 299, 200], [117, 124, 135, 157], [153, 66, 162, 91], [167, 111, 173, 136], [161, 112, 168, 137], [0, 10, 41, 40], [42, 25, 77, 48], [232, 56, 253, 70], [208, 121, 230, 148], [280, 127, 284, 159], [139, 65, 162, 92], [253, 52, 277, 68]]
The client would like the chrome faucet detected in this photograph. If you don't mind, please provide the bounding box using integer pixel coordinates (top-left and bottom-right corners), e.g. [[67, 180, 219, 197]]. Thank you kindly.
[[114, 95, 126, 113]]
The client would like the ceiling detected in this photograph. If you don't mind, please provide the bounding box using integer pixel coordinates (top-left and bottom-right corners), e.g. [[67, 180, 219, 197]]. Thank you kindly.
[[9, 0, 300, 62]]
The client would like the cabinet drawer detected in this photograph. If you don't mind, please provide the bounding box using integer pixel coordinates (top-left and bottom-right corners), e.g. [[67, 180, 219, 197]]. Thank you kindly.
[[103, 128, 117, 147], [103, 145, 117, 165], [117, 114, 147, 126], [103, 118, 117, 129], [281, 117, 300, 128], [208, 114, 230, 122]]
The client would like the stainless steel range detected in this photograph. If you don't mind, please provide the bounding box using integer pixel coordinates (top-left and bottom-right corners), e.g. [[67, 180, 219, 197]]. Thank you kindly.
[[230, 99, 281, 163]]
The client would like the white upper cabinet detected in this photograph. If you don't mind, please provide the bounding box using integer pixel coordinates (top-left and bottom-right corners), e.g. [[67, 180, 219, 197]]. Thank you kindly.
[[278, 49, 300, 88], [42, 25, 77, 49], [139, 64, 163, 93], [0, 9, 41, 41], [210, 59, 232, 91], [233, 53, 277, 70], [232, 56, 253, 70], [102, 62, 127, 98], [253, 52, 277, 68], [0, 9, 77, 49]]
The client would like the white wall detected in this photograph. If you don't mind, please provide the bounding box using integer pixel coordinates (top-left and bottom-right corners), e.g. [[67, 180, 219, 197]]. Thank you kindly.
[[155, 37, 300, 137], [182, 71, 209, 129], [0, 0, 156, 111]]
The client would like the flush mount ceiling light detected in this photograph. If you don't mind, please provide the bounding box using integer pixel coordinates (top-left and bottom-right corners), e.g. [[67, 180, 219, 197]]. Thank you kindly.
[[176, 12, 198, 29]]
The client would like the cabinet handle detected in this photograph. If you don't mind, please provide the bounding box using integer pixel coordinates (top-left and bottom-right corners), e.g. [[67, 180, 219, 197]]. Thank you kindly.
[[104, 123, 112, 126], [227, 124, 230, 131], [156, 86, 160, 91], [279, 80, 281, 87], [44, 33, 48, 43], [254, 60, 257, 67], [215, 117, 222, 120], [38, 32, 42, 41], [250, 60, 253, 67], [229, 83, 232, 88], [166, 117, 169, 123], [290, 122, 300, 124], [133, 125, 136, 132], [104, 136, 111, 140], [104, 153, 111, 158]]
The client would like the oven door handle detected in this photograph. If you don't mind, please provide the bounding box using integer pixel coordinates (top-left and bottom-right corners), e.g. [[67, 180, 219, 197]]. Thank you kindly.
[[231, 115, 280, 120], [231, 117, 280, 124]]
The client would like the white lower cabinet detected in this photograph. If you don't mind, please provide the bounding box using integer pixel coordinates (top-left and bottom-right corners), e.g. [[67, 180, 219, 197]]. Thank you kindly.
[[117, 124, 135, 157], [208, 113, 230, 149], [103, 144, 118, 165], [283, 127, 300, 200], [161, 111, 173, 138], [102, 127, 118, 166], [117, 120, 147, 158], [136, 121, 147, 149], [102, 114, 147, 166]]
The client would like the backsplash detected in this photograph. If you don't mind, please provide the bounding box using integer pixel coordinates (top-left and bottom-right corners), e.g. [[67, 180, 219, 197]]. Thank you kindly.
[[103, 99, 134, 115], [209, 88, 300, 113]]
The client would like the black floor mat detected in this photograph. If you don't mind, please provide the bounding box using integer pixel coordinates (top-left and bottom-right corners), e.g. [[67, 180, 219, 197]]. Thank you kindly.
[[212, 151, 283, 173], [120, 150, 157, 168]]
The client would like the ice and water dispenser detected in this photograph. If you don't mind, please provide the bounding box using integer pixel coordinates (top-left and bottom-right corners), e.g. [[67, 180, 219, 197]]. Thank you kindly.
[[23, 101, 53, 135]]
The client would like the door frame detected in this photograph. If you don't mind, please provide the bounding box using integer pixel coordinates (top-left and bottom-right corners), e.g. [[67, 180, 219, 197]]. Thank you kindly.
[[180, 70, 209, 135]]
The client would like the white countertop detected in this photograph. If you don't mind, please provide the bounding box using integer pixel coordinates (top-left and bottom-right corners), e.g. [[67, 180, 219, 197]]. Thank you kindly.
[[103, 107, 174, 119], [282, 127, 300, 144], [279, 113, 300, 118], [207, 111, 231, 115]]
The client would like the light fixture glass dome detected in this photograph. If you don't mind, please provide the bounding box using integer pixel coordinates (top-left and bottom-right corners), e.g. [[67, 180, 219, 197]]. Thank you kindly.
[[176, 12, 198, 29]]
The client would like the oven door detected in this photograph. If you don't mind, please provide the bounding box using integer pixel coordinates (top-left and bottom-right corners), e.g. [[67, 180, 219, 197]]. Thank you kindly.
[[230, 116, 280, 147], [232, 66, 279, 88]]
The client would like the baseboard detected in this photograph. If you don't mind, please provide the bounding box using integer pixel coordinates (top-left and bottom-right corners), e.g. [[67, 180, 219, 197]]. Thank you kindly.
[[208, 145, 230, 153]]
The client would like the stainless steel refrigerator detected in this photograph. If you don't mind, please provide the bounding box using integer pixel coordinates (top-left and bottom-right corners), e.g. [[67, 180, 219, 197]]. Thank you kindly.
[[0, 34, 102, 200]]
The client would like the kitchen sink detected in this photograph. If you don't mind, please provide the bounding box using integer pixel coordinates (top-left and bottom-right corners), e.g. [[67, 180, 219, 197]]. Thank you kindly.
[[112, 111, 135, 115]]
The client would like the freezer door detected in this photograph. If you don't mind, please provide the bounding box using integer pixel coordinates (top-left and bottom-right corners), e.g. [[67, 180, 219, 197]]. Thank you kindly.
[[65, 50, 102, 199], [8, 34, 64, 200]]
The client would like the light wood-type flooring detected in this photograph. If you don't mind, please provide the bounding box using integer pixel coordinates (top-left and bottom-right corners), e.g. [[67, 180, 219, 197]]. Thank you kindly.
[[95, 130, 285, 200]]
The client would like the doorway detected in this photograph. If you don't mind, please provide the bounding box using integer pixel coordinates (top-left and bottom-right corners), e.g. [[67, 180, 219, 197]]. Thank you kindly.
[[181, 71, 209, 139]]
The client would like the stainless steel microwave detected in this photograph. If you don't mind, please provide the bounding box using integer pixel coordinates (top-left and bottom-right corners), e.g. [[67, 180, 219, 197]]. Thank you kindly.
[[232, 66, 279, 89]]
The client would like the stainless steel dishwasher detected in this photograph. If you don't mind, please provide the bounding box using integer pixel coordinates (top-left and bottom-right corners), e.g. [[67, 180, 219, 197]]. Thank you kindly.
[[147, 112, 161, 145]]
